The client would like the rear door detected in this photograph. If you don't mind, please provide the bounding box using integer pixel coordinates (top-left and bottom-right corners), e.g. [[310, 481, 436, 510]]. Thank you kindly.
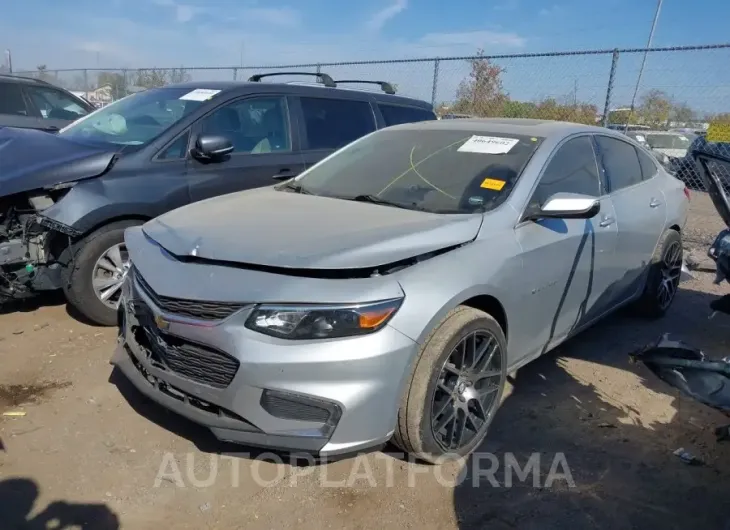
[[0, 82, 40, 130], [291, 95, 377, 169], [186, 94, 307, 203], [593, 134, 667, 301]]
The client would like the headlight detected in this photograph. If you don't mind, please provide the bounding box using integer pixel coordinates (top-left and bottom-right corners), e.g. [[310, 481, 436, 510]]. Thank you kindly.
[[245, 298, 403, 340]]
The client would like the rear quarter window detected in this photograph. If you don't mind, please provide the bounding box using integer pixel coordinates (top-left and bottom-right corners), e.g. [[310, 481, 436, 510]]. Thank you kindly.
[[378, 103, 436, 126]]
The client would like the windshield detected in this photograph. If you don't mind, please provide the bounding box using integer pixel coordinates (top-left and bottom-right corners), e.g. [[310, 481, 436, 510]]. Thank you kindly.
[[59, 87, 209, 147], [645, 134, 691, 150], [292, 128, 544, 214]]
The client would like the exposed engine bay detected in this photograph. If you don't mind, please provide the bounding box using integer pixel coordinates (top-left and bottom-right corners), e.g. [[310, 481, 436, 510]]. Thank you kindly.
[[0, 190, 79, 301]]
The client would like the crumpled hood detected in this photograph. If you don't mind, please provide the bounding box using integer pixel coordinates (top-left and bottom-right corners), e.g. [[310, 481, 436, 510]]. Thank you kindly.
[[142, 186, 483, 270], [0, 127, 117, 197]]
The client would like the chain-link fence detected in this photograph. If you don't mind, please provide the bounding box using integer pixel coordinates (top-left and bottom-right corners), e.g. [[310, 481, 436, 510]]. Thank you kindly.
[[9, 44, 730, 191]]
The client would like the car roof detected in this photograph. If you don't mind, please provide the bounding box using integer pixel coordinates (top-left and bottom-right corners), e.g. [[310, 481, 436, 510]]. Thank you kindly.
[[387, 117, 608, 137], [0, 74, 57, 86], [161, 80, 433, 109]]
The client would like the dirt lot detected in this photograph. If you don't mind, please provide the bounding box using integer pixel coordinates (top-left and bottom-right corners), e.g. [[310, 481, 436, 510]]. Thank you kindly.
[[2, 192, 730, 530]]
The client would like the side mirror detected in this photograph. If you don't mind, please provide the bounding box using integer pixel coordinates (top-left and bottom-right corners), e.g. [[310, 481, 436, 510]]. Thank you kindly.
[[526, 193, 600, 221], [192, 135, 234, 161]]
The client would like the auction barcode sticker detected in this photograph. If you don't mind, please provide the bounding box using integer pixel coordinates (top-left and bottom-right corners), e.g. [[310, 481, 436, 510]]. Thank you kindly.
[[457, 135, 519, 154]]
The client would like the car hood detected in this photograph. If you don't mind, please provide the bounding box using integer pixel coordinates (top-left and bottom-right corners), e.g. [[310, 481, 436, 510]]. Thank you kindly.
[[142, 187, 484, 270], [0, 127, 117, 197]]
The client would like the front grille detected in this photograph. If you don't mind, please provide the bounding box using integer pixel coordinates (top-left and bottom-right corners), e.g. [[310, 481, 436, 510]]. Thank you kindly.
[[260, 391, 332, 423], [131, 302, 240, 388], [134, 268, 245, 321]]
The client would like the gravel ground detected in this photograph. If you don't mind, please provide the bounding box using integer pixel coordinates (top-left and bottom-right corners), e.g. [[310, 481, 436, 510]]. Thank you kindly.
[[2, 191, 730, 530]]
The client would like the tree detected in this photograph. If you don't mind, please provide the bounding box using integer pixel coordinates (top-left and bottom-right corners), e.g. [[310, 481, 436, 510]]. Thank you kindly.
[[608, 109, 633, 124], [639, 89, 672, 128], [97, 71, 127, 99], [671, 102, 695, 124], [134, 68, 169, 89], [168, 67, 192, 84], [36, 64, 52, 82], [452, 49, 506, 116]]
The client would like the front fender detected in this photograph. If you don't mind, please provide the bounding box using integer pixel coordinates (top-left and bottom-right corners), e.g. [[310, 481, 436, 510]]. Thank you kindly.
[[387, 236, 524, 355], [40, 174, 190, 235]]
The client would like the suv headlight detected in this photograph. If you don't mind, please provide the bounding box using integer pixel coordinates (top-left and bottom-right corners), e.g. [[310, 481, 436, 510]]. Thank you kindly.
[[245, 298, 403, 340]]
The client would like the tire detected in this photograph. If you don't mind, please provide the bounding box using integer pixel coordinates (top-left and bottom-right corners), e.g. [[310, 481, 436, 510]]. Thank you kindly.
[[634, 229, 683, 319], [391, 306, 507, 464], [63, 220, 142, 326]]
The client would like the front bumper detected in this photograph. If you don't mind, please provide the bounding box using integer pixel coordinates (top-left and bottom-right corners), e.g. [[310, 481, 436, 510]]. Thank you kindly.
[[111, 270, 418, 456]]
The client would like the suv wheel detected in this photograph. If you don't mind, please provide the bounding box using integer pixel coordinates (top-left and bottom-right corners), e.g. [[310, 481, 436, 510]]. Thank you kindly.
[[392, 306, 507, 464], [63, 220, 141, 326]]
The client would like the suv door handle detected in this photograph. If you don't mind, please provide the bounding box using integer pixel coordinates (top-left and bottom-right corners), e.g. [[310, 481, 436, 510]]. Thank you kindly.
[[599, 215, 615, 227], [649, 198, 662, 208], [272, 168, 295, 181]]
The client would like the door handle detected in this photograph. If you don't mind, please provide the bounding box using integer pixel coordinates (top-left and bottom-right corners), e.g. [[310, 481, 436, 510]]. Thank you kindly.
[[599, 216, 615, 227], [272, 168, 295, 181], [649, 198, 662, 208]]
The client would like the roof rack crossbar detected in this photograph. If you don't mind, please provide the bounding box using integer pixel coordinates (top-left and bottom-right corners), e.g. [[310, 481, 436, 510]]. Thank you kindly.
[[332, 80, 396, 94], [248, 71, 336, 88]]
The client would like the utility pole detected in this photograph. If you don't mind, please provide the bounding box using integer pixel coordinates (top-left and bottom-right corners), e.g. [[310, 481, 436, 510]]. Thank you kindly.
[[625, 0, 663, 132]]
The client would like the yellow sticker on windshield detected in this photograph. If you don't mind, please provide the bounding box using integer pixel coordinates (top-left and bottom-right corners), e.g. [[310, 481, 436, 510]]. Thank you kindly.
[[707, 121, 730, 142], [480, 178, 506, 191]]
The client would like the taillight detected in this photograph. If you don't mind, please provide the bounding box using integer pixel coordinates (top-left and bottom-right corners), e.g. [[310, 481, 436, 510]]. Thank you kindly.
[[683, 187, 691, 201]]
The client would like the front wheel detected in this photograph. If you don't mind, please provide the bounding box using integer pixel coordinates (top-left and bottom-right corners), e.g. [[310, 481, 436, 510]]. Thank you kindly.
[[391, 306, 507, 464], [63, 220, 141, 326]]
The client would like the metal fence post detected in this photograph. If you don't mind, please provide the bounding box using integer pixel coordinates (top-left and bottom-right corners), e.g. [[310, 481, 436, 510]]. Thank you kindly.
[[601, 49, 619, 127], [431, 58, 440, 106]]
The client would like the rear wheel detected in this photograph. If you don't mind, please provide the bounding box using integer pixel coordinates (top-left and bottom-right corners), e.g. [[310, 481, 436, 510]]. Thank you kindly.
[[634, 229, 683, 318], [392, 306, 507, 464], [63, 220, 141, 326]]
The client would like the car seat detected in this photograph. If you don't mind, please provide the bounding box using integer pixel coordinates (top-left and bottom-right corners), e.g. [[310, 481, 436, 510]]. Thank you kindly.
[[251, 107, 288, 154]]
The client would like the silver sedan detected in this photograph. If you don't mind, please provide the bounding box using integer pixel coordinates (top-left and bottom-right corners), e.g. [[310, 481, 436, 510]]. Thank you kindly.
[[113, 118, 690, 463]]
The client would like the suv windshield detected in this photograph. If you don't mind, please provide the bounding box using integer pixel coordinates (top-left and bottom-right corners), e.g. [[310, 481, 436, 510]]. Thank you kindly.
[[59, 87, 207, 147], [293, 128, 543, 214], [645, 134, 691, 150]]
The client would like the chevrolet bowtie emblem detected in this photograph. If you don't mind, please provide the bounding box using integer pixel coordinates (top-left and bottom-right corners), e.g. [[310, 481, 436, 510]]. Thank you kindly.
[[154, 314, 171, 331]]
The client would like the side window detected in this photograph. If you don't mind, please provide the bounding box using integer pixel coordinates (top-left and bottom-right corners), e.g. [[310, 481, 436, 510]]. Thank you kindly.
[[300, 97, 376, 150], [24, 85, 90, 119], [158, 131, 190, 160], [378, 103, 436, 126], [0, 83, 29, 116], [594, 135, 643, 191], [530, 136, 600, 207], [199, 96, 291, 154], [636, 146, 658, 180]]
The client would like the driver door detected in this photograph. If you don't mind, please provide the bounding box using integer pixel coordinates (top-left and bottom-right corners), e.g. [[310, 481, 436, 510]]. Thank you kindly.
[[514, 135, 619, 358], [186, 95, 307, 203]]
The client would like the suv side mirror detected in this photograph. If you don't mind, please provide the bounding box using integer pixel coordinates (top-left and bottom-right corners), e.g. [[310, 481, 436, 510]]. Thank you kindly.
[[525, 193, 600, 221], [192, 135, 234, 161]]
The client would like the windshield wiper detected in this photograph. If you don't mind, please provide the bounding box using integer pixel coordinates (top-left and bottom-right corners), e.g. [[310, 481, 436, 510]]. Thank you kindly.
[[346, 194, 426, 211], [277, 181, 312, 194]]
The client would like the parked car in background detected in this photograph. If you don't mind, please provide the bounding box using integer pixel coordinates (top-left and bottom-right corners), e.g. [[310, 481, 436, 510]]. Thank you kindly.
[[0, 72, 437, 325], [607, 123, 651, 132], [113, 118, 690, 463], [0, 74, 94, 131], [624, 130, 693, 173]]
